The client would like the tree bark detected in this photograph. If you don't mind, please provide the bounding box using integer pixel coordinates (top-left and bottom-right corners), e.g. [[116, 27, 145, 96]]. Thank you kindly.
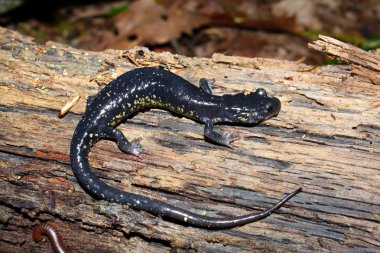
[[0, 27, 379, 252]]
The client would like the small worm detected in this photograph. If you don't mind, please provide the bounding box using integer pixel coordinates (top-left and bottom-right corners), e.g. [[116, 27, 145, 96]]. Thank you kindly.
[[33, 223, 72, 253], [58, 95, 80, 118]]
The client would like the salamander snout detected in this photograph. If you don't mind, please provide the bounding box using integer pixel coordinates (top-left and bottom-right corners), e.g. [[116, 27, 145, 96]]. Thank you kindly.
[[254, 88, 281, 118], [221, 89, 281, 124], [264, 97, 281, 119]]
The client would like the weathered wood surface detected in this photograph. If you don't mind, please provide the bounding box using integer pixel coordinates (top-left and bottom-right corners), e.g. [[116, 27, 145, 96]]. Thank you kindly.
[[309, 35, 380, 85], [0, 27, 379, 252]]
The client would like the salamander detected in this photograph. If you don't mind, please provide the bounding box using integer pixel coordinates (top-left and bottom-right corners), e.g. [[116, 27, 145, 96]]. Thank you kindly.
[[70, 67, 301, 229]]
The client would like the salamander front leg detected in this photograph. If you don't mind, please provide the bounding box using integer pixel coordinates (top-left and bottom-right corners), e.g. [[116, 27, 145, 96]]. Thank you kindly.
[[199, 78, 213, 94], [109, 128, 143, 157], [204, 121, 239, 147]]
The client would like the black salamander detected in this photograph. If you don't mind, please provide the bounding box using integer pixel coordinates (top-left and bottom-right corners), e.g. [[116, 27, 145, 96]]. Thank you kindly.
[[70, 67, 301, 229]]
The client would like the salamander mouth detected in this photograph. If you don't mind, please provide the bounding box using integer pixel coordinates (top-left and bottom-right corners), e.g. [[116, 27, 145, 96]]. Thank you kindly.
[[264, 97, 281, 120]]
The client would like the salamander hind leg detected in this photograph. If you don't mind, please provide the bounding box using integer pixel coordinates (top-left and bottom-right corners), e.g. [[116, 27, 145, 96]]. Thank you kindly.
[[204, 122, 239, 147], [103, 127, 143, 157], [86, 95, 96, 109], [86, 86, 103, 109], [115, 130, 143, 157]]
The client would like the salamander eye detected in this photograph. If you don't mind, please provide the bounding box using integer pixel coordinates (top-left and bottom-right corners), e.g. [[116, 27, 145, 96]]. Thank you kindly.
[[256, 88, 267, 96]]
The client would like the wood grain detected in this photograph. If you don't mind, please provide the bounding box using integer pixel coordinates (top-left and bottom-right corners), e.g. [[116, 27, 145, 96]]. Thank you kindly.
[[0, 27, 379, 252]]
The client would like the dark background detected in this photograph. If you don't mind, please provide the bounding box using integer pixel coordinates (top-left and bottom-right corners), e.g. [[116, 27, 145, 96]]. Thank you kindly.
[[1, 0, 379, 65]]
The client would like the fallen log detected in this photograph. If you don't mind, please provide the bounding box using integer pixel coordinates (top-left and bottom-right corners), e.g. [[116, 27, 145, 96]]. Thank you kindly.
[[0, 27, 379, 252]]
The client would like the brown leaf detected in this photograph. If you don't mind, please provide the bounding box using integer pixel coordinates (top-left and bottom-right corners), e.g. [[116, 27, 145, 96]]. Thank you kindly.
[[108, 0, 209, 49]]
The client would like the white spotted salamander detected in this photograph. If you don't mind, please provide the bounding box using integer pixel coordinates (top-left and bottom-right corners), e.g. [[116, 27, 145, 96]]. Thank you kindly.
[[70, 67, 302, 229]]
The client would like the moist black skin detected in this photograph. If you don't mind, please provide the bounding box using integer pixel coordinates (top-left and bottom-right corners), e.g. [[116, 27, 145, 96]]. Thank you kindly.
[[70, 67, 301, 229]]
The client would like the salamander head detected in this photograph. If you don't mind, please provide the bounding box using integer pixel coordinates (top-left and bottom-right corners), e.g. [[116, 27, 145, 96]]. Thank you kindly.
[[221, 88, 281, 124]]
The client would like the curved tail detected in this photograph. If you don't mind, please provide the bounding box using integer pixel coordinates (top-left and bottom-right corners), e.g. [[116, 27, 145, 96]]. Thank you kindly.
[[70, 131, 301, 229]]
